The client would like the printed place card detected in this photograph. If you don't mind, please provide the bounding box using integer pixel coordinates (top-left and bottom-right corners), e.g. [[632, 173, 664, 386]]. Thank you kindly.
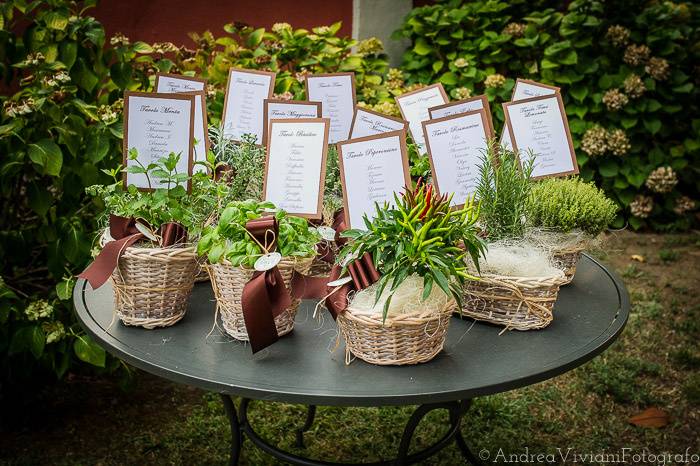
[[395, 84, 448, 153], [501, 79, 559, 149], [155, 74, 209, 172], [349, 106, 408, 139], [263, 118, 330, 219], [337, 130, 411, 229], [123, 91, 195, 191], [222, 68, 275, 143], [503, 93, 578, 179], [428, 95, 494, 136], [423, 110, 493, 207], [305, 73, 356, 144], [262, 99, 322, 145]]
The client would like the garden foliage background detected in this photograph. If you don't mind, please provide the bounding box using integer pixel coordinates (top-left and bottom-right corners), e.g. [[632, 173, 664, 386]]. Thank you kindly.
[[0, 0, 697, 387]]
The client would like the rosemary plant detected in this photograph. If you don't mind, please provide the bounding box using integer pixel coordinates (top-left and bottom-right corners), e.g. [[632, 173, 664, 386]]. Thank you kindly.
[[475, 142, 535, 241]]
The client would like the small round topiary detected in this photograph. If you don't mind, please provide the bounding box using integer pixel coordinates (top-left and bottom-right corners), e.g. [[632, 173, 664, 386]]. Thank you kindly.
[[527, 178, 619, 235]]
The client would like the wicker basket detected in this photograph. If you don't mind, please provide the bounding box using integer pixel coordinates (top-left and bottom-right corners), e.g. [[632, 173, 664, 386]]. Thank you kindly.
[[552, 245, 584, 285], [460, 273, 567, 331], [307, 256, 334, 278], [207, 255, 314, 341], [336, 300, 456, 365], [112, 245, 198, 328]]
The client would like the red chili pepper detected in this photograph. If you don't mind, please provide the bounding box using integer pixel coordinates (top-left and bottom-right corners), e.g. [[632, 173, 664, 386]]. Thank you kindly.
[[418, 184, 433, 219]]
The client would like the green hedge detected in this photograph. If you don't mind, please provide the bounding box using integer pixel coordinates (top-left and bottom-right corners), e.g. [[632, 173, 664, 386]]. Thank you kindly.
[[394, 0, 699, 230]]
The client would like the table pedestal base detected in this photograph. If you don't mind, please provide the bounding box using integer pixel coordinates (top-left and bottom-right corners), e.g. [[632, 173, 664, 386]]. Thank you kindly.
[[220, 395, 483, 466]]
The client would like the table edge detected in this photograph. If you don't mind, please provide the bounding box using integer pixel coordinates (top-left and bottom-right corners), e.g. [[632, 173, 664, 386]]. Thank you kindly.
[[73, 254, 630, 407]]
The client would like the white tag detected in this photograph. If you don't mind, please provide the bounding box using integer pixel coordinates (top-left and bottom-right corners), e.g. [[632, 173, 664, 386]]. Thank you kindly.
[[135, 222, 158, 242], [327, 276, 353, 287], [317, 226, 336, 241], [340, 252, 358, 267], [254, 252, 282, 272]]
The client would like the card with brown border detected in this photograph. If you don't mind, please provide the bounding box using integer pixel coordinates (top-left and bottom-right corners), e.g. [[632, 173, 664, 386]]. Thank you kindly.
[[422, 109, 494, 208], [263, 118, 330, 219], [155, 72, 207, 93], [305, 72, 356, 144], [336, 130, 411, 229], [503, 93, 578, 179], [123, 91, 195, 192], [221, 67, 276, 143], [262, 99, 322, 146], [155, 74, 209, 171], [394, 83, 448, 153], [502, 79, 560, 149], [349, 105, 409, 139], [511, 78, 560, 101], [428, 94, 494, 136]]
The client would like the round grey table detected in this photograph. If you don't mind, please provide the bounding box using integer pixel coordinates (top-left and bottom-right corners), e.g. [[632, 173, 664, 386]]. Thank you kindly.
[[73, 254, 629, 465]]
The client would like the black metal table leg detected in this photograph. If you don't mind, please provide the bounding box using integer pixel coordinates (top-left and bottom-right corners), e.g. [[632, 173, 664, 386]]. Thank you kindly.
[[220, 394, 243, 466], [454, 400, 484, 466], [296, 405, 317, 448], [224, 397, 482, 465]]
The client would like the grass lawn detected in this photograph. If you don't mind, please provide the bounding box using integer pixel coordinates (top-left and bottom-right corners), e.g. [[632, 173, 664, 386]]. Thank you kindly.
[[1, 231, 699, 465]]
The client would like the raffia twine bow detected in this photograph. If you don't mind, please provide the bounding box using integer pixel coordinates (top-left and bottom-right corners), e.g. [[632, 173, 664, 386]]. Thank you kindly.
[[78, 215, 188, 289], [464, 275, 563, 333]]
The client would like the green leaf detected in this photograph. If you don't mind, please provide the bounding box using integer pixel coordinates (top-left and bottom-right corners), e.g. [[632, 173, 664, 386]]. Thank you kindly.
[[28, 182, 52, 216], [43, 11, 69, 30], [598, 159, 619, 177], [621, 117, 638, 129], [246, 28, 265, 48], [28, 139, 63, 176], [59, 41, 78, 70], [74, 335, 106, 367], [413, 38, 432, 56], [56, 279, 74, 301], [9, 326, 45, 358], [438, 71, 457, 85], [569, 85, 588, 102], [432, 60, 444, 73], [643, 118, 662, 135], [132, 41, 153, 53], [110, 62, 132, 89], [72, 59, 99, 92]]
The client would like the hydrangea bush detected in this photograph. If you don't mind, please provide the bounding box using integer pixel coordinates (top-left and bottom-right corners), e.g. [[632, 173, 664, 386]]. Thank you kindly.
[[394, 0, 699, 230]]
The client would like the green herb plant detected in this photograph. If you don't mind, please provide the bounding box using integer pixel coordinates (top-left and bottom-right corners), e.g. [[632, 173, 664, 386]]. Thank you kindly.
[[527, 177, 619, 235], [340, 182, 485, 320], [196, 201, 319, 267], [86, 151, 195, 231], [476, 143, 535, 241]]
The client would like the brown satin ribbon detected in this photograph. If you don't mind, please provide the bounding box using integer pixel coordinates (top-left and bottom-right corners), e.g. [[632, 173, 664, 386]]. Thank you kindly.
[[78, 215, 187, 289], [316, 208, 347, 265], [325, 252, 380, 320], [240, 216, 293, 354]]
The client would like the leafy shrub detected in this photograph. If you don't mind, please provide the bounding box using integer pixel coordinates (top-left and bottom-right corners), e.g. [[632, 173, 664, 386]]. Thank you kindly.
[[394, 0, 700, 230], [527, 177, 618, 235]]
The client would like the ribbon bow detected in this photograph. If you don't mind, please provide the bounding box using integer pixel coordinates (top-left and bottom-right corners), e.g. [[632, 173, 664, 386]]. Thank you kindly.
[[325, 253, 380, 319], [78, 215, 187, 289], [240, 216, 293, 353]]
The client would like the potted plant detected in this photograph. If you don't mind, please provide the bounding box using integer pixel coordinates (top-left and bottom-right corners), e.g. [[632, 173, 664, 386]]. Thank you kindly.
[[460, 143, 567, 331], [196, 200, 318, 345], [331, 182, 485, 365], [526, 177, 618, 283], [82, 151, 199, 329]]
